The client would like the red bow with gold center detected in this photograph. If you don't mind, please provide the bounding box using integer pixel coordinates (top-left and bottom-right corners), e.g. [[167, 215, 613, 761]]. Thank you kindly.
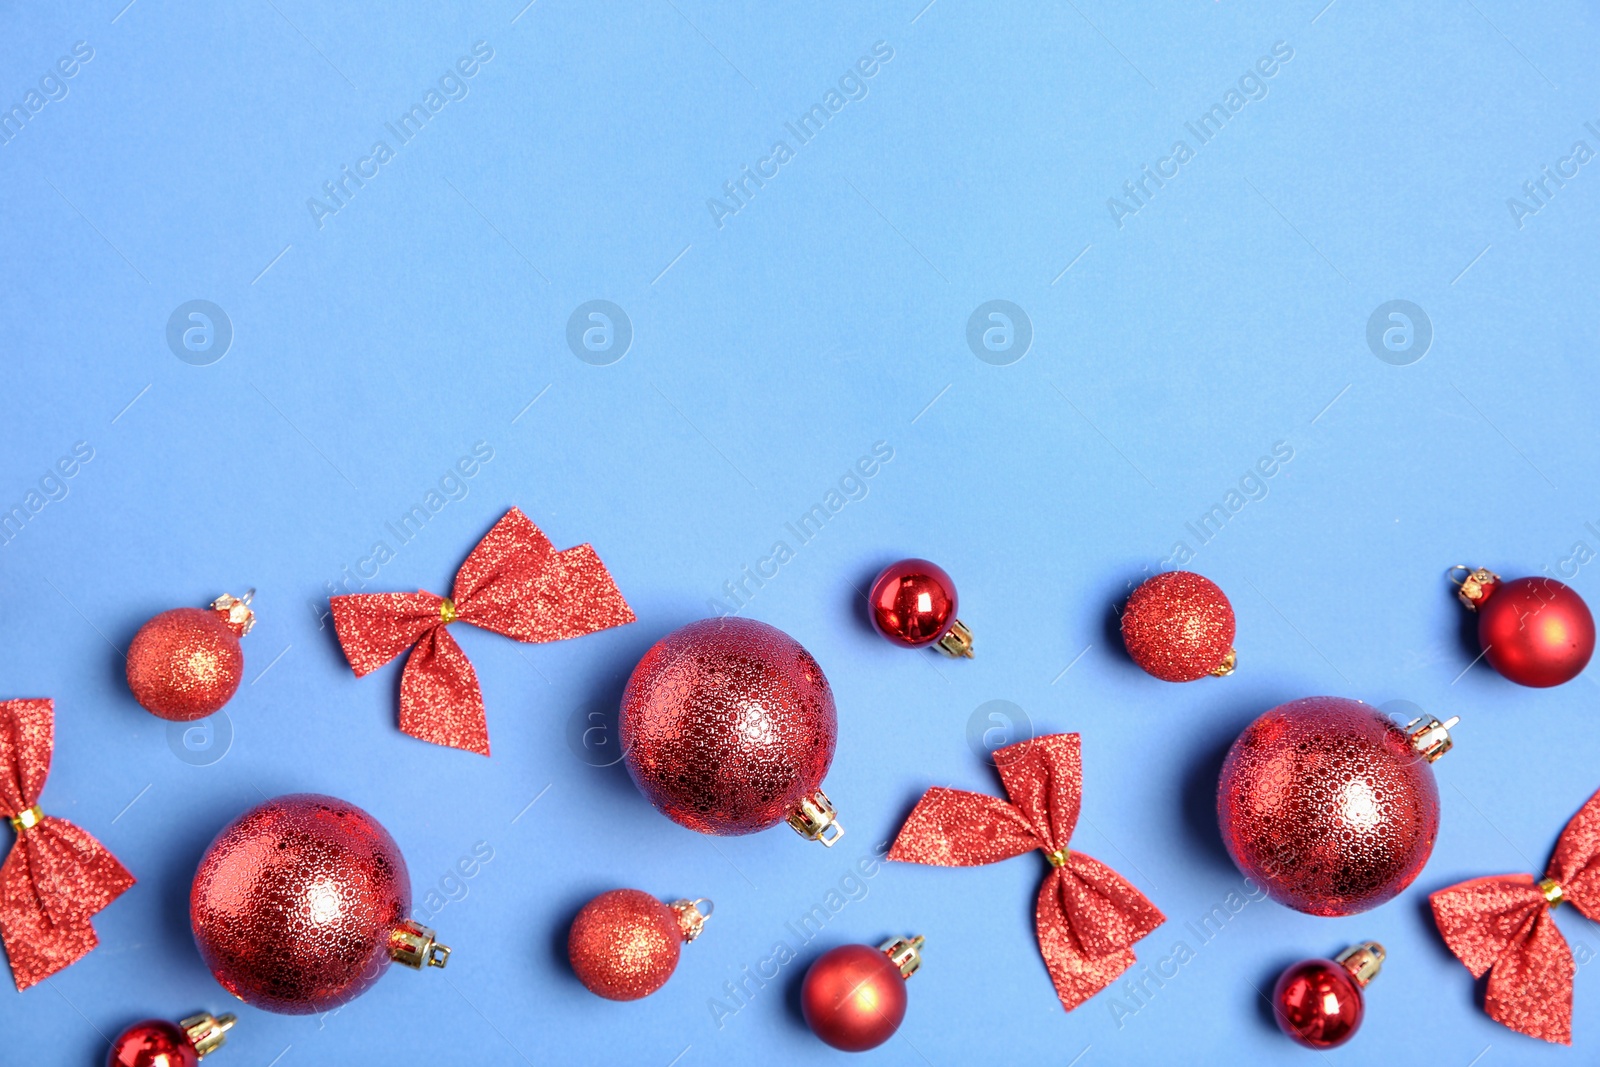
[[889, 733, 1164, 1011], [1430, 786, 1600, 1045], [331, 508, 634, 755], [0, 698, 135, 990]]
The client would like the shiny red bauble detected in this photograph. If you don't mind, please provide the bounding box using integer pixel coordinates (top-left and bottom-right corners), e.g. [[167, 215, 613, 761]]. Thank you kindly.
[[108, 1022, 196, 1067], [567, 889, 710, 1000], [801, 937, 922, 1052], [107, 1013, 234, 1067], [127, 594, 254, 721], [1218, 697, 1456, 916], [190, 793, 448, 1014], [1455, 568, 1595, 687], [621, 617, 843, 844], [1121, 571, 1236, 681], [1273, 943, 1383, 1049], [868, 559, 972, 657]]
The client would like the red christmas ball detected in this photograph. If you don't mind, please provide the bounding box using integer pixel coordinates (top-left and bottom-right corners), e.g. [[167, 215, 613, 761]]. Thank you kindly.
[[1121, 571, 1236, 681], [1273, 943, 1383, 1049], [567, 889, 710, 1000], [107, 1013, 234, 1067], [1218, 697, 1455, 916], [107, 1021, 196, 1067], [190, 794, 448, 1014], [127, 594, 254, 721], [621, 618, 842, 844], [868, 559, 972, 657], [801, 937, 922, 1052], [1456, 569, 1595, 687]]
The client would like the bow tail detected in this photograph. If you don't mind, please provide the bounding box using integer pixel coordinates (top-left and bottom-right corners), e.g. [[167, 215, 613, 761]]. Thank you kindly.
[[1431, 877, 1574, 1044], [1483, 911, 1576, 1045], [399, 626, 491, 756], [0, 905, 100, 991], [1035, 871, 1141, 1012], [0, 827, 132, 991]]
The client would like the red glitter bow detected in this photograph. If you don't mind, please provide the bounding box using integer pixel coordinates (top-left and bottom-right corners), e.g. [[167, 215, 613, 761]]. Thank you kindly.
[[1430, 786, 1600, 1045], [0, 698, 135, 991], [888, 733, 1165, 1011], [331, 508, 635, 756]]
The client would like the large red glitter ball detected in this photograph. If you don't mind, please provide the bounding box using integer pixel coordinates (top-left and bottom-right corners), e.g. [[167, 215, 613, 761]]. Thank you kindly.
[[620, 617, 836, 836], [568, 889, 686, 1000], [127, 608, 243, 721], [106, 1021, 198, 1067], [869, 559, 959, 647], [191, 794, 411, 1014], [1217, 697, 1440, 916], [1273, 958, 1365, 1048], [1478, 577, 1595, 687], [801, 944, 907, 1051], [1121, 571, 1235, 681]]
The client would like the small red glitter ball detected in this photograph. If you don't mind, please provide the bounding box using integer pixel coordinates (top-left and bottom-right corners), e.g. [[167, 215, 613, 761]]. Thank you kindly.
[[1273, 947, 1382, 1049], [620, 618, 838, 839], [1218, 698, 1444, 916], [801, 943, 911, 1051], [127, 595, 254, 721], [191, 793, 436, 1014], [106, 1021, 198, 1067], [567, 889, 707, 1000], [869, 559, 959, 648], [1121, 571, 1235, 681], [1476, 576, 1594, 687]]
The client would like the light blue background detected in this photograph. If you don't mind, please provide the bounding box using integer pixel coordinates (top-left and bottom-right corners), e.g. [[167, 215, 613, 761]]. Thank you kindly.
[[3, 1, 1598, 1063]]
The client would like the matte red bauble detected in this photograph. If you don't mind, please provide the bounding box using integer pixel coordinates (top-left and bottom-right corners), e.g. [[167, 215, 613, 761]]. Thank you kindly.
[[1121, 571, 1236, 681], [107, 1012, 234, 1067], [1217, 697, 1457, 916], [1453, 567, 1595, 687], [127, 593, 255, 721], [567, 889, 710, 1000], [868, 559, 972, 657], [801, 936, 923, 1052], [190, 794, 448, 1014], [620, 617, 843, 845], [1273, 942, 1383, 1049]]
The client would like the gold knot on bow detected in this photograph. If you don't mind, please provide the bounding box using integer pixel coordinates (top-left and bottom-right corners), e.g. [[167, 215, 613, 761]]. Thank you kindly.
[[439, 598, 459, 624], [1539, 876, 1566, 907], [8, 805, 43, 833], [1044, 847, 1071, 868]]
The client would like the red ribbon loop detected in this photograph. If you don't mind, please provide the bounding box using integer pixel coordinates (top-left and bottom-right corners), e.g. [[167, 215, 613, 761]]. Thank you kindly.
[[0, 698, 135, 991], [1430, 786, 1600, 1045], [330, 509, 635, 755], [888, 733, 1164, 1012]]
